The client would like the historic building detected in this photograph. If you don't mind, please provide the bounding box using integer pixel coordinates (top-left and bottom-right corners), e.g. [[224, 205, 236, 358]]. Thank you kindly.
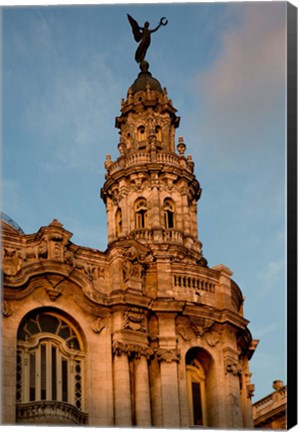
[[253, 380, 287, 429], [2, 49, 258, 427]]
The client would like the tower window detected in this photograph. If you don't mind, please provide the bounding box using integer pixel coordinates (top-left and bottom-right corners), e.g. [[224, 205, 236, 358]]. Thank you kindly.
[[115, 208, 122, 236], [164, 199, 175, 229], [137, 125, 146, 142], [155, 125, 162, 142], [135, 199, 147, 229]]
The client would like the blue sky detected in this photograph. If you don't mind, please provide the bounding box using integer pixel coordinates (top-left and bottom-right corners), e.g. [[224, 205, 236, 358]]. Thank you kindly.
[[2, 2, 287, 401]]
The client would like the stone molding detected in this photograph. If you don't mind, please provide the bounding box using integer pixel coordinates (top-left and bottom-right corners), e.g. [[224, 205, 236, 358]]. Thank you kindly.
[[16, 401, 88, 425]]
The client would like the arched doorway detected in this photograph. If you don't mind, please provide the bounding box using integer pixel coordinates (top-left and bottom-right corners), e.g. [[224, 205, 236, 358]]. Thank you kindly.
[[186, 347, 213, 427]]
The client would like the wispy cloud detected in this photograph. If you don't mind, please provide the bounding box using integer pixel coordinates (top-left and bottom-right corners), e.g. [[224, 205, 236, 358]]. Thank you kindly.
[[197, 3, 286, 133], [258, 259, 285, 285]]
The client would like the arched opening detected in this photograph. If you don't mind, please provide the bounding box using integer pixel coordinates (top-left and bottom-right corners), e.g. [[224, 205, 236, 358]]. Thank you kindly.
[[155, 125, 162, 143], [135, 198, 147, 229], [16, 308, 87, 425], [164, 199, 175, 229], [115, 208, 122, 236], [137, 125, 146, 147], [186, 347, 213, 427]]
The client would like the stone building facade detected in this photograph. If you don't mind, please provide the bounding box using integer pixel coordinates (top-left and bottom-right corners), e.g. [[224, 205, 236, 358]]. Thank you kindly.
[[253, 380, 287, 429], [1, 61, 258, 428]]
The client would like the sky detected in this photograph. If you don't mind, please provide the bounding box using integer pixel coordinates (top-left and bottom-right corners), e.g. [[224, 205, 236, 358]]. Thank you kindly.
[[2, 1, 288, 402]]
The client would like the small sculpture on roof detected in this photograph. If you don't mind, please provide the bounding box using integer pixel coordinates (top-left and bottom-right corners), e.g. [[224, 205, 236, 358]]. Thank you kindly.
[[127, 14, 168, 65]]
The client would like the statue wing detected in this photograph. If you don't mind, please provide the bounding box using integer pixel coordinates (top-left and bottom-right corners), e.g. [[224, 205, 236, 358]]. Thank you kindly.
[[127, 14, 142, 42]]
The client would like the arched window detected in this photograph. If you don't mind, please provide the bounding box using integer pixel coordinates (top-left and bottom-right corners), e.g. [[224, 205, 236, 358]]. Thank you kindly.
[[16, 310, 87, 424], [137, 125, 146, 142], [164, 199, 175, 229], [155, 125, 162, 142], [115, 208, 122, 236], [135, 198, 147, 229], [186, 360, 207, 427]]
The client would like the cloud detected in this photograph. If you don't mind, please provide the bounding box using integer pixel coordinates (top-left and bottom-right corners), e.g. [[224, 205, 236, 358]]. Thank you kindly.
[[197, 3, 286, 130], [258, 259, 285, 285]]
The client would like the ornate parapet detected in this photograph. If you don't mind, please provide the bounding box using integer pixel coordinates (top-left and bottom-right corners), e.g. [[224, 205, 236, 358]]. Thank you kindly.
[[16, 401, 88, 425], [252, 382, 287, 428]]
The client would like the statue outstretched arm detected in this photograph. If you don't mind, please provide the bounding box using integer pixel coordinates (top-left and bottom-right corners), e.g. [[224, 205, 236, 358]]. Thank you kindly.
[[150, 17, 168, 33]]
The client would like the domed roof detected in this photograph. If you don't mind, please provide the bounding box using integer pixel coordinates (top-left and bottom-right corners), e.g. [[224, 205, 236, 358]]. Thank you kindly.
[[129, 61, 163, 95], [1, 212, 24, 234]]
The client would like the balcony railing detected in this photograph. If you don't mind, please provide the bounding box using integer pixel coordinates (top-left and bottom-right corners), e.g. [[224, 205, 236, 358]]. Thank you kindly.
[[173, 274, 216, 293], [107, 151, 193, 176], [131, 228, 184, 244], [16, 401, 88, 425], [252, 388, 287, 419]]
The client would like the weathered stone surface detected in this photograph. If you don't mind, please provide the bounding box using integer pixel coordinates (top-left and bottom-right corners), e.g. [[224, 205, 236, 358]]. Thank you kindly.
[[1, 67, 257, 428]]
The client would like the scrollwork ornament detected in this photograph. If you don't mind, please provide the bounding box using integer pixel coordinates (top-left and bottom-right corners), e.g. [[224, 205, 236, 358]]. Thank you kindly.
[[2, 300, 12, 317], [112, 340, 154, 359], [156, 348, 181, 363], [91, 318, 106, 334], [124, 307, 146, 332]]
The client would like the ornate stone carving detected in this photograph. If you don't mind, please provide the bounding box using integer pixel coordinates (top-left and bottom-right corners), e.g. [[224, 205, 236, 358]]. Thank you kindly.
[[45, 285, 62, 301], [156, 348, 181, 363], [38, 240, 48, 259], [2, 248, 23, 275], [122, 245, 147, 283], [112, 340, 154, 359], [2, 300, 12, 317], [124, 307, 146, 332], [246, 383, 255, 398], [16, 401, 88, 425], [189, 317, 214, 338], [225, 359, 242, 376], [91, 318, 106, 334], [204, 331, 220, 347]]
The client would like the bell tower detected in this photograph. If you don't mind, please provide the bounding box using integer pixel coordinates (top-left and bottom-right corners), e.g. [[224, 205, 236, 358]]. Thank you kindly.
[[101, 60, 206, 266]]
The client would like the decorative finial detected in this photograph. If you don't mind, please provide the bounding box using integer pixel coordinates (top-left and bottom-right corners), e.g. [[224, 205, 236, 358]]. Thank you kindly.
[[177, 137, 186, 155], [127, 14, 168, 66]]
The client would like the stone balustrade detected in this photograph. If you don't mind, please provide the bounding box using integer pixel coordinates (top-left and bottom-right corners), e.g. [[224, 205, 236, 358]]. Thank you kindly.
[[16, 401, 88, 425], [252, 387, 287, 419], [173, 274, 216, 293], [131, 228, 184, 244], [107, 151, 193, 175]]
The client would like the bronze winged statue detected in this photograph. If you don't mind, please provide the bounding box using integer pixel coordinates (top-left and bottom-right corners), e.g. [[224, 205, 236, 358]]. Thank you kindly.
[[127, 14, 168, 64]]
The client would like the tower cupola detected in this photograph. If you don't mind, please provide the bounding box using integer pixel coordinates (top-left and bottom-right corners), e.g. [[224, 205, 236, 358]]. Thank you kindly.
[[101, 60, 205, 265]]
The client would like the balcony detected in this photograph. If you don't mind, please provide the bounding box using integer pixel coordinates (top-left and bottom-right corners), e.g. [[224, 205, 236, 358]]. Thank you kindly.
[[107, 151, 193, 176], [16, 401, 88, 425], [131, 228, 184, 244]]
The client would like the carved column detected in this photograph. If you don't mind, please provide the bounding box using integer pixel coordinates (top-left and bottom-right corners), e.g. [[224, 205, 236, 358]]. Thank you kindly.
[[151, 174, 161, 230], [182, 192, 190, 235], [158, 349, 181, 428], [224, 352, 243, 428], [135, 355, 151, 426], [113, 349, 132, 426]]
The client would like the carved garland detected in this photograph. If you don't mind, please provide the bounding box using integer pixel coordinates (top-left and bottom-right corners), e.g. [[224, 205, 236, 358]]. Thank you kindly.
[[112, 340, 180, 363]]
